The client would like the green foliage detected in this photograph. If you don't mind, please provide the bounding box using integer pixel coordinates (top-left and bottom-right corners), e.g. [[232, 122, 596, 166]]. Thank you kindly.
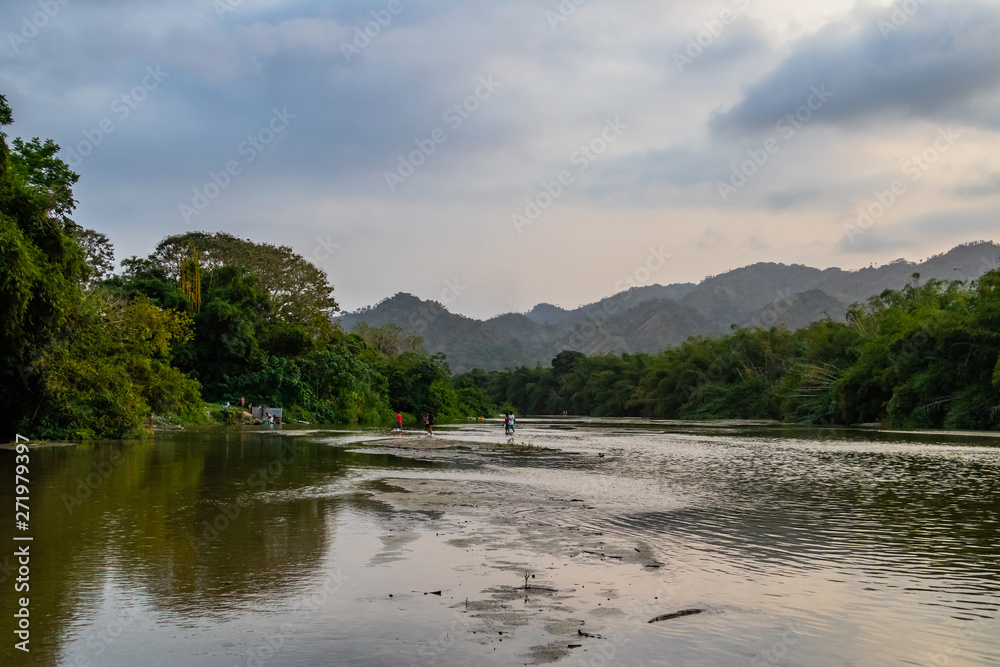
[[30, 294, 200, 439], [8, 136, 79, 222], [0, 95, 90, 439], [220, 346, 392, 425], [6, 93, 995, 437], [464, 273, 1000, 430], [178, 265, 271, 392], [0, 96, 489, 438], [147, 231, 339, 342]]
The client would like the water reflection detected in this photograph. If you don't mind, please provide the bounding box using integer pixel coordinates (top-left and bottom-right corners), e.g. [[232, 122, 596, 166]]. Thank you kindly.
[[0, 420, 997, 665], [0, 429, 446, 666]]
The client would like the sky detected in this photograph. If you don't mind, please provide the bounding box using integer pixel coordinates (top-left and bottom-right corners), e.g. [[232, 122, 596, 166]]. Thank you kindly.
[[2, 0, 998, 319]]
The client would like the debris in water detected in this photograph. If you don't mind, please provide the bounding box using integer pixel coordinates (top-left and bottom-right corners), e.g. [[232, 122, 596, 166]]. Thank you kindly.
[[648, 608, 704, 624]]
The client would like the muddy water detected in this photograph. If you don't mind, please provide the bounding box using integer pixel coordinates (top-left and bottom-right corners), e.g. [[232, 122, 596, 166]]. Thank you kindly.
[[1, 420, 998, 666]]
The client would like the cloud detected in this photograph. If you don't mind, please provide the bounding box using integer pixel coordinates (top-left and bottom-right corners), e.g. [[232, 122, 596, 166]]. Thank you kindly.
[[836, 228, 914, 254], [1, 0, 998, 318], [669, 16, 769, 73], [837, 205, 997, 253], [955, 172, 1000, 197], [709, 1, 1000, 136], [696, 228, 730, 249], [903, 205, 998, 236]]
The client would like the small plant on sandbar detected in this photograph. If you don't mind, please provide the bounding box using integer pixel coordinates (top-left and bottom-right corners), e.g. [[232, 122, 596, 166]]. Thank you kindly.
[[500, 437, 538, 450]]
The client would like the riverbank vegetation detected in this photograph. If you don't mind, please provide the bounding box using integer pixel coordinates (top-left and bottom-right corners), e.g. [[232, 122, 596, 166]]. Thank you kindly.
[[3, 95, 998, 438], [0, 96, 492, 440], [456, 272, 1000, 430]]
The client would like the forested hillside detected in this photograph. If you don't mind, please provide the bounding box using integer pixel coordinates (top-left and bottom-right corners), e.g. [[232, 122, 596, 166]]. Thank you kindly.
[[457, 272, 1000, 430], [341, 242, 1000, 372], [3, 91, 998, 438], [0, 96, 492, 440]]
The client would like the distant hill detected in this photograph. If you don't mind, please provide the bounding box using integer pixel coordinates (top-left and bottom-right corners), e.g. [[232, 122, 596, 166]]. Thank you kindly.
[[739, 289, 849, 331], [336, 241, 1000, 372], [524, 303, 571, 326]]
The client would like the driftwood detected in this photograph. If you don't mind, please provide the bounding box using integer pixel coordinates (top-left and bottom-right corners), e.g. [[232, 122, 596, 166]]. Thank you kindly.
[[647, 608, 704, 624], [577, 630, 605, 639]]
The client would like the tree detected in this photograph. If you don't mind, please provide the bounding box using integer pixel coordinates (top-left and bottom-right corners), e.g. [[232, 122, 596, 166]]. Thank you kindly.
[[352, 322, 424, 358], [75, 227, 116, 287], [30, 294, 200, 439], [8, 136, 78, 223], [148, 232, 339, 338], [174, 265, 271, 397], [0, 95, 89, 439]]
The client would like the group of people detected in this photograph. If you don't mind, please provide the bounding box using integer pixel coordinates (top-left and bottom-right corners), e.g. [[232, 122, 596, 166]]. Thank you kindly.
[[391, 411, 435, 435], [230, 396, 280, 425], [393, 410, 513, 436], [504, 412, 516, 435], [393, 412, 434, 436]]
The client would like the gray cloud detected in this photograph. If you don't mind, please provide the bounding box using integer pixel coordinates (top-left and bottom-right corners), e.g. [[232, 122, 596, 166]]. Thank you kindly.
[[836, 228, 914, 255], [709, 1, 1000, 136], [955, 173, 1000, 198], [1, 0, 998, 317], [837, 205, 998, 254]]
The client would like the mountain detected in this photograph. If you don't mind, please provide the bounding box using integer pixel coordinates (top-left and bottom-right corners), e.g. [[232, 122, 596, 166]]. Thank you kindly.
[[604, 297, 719, 351], [336, 241, 1000, 372], [739, 289, 849, 330], [338, 293, 522, 371], [524, 303, 571, 326]]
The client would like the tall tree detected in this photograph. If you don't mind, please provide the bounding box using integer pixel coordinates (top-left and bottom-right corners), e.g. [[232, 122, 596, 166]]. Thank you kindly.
[[0, 95, 89, 438], [147, 232, 339, 338]]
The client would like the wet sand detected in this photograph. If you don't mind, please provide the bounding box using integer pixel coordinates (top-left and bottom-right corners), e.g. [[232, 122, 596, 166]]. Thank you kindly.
[[353, 435, 700, 664]]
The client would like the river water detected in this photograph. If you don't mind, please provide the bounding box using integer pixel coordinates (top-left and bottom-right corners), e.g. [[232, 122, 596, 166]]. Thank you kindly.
[[1, 419, 998, 666]]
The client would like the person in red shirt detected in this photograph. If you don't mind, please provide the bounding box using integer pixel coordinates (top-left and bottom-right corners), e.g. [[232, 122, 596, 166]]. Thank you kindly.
[[396, 412, 403, 432]]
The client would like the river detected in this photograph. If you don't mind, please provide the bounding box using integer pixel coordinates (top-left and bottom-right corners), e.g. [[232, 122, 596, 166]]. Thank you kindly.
[[1, 419, 998, 666]]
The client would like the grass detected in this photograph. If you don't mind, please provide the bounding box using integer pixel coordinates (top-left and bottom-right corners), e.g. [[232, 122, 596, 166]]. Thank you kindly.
[[496, 436, 540, 451]]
